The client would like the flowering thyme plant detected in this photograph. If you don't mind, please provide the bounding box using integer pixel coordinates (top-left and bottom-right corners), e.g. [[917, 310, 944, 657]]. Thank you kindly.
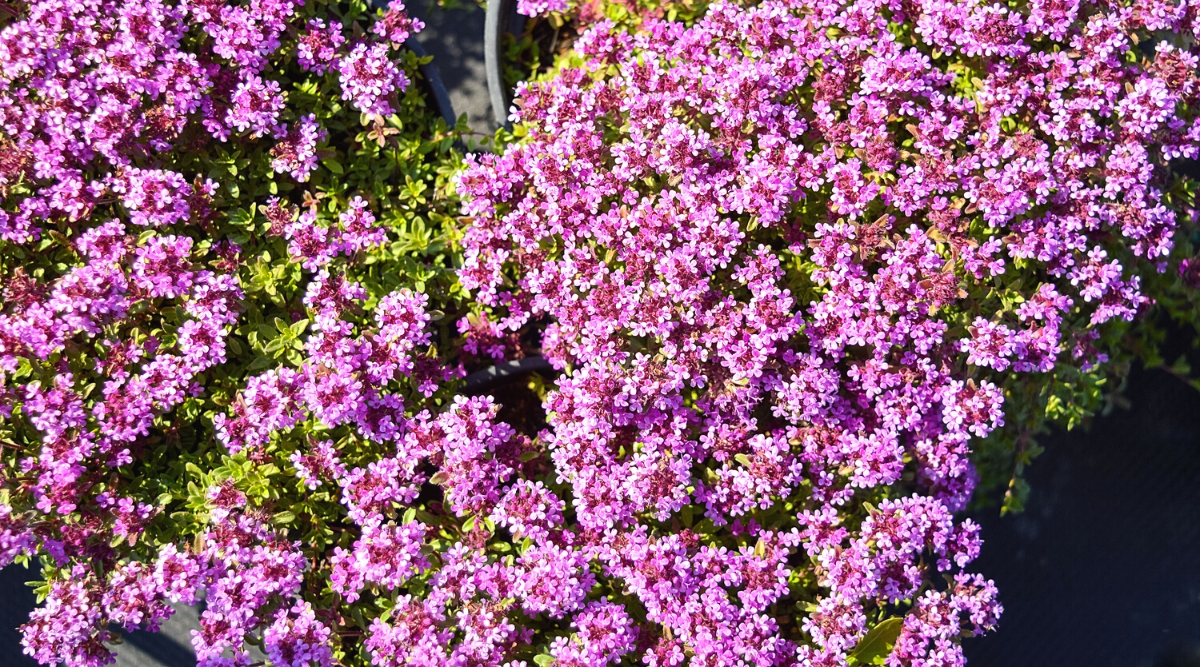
[[0, 0, 486, 665], [2, 0, 1200, 666], [459, 0, 1200, 665]]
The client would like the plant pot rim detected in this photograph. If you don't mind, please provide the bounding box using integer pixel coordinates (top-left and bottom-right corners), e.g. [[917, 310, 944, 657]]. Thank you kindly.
[[464, 354, 555, 393], [404, 36, 458, 129], [485, 0, 522, 130], [369, 0, 459, 128]]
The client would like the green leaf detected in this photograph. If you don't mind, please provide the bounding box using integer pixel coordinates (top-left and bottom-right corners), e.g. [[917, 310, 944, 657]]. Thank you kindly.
[[228, 208, 255, 227], [274, 511, 296, 525], [1002, 475, 1031, 515], [848, 617, 904, 665], [533, 655, 555, 667], [1170, 354, 1192, 377], [322, 159, 344, 175], [350, 605, 367, 631]]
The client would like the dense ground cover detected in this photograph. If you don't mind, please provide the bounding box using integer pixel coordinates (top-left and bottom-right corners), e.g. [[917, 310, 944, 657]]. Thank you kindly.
[[0, 0, 1198, 666], [460, 0, 1200, 664], [0, 1, 476, 665]]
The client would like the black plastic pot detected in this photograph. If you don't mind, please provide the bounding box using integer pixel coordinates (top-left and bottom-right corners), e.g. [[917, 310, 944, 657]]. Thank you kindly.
[[369, 0, 459, 128], [485, 0, 523, 129], [404, 36, 458, 129], [464, 355, 555, 393]]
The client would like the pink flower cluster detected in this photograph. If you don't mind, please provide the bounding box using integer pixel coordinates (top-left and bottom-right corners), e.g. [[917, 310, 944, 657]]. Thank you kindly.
[[263, 196, 390, 272], [518, 0, 571, 17], [213, 244, 435, 455], [271, 114, 327, 182], [457, 0, 1200, 664], [339, 43, 412, 117], [0, 0, 418, 242], [2, 206, 241, 547], [20, 504, 316, 667], [373, 5, 426, 46], [0, 1, 427, 665], [3, 0, 1199, 666]]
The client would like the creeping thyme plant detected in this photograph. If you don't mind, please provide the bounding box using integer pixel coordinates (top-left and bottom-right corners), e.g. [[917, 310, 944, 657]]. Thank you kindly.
[[0, 0, 487, 665], [459, 0, 1200, 666], [2, 0, 1200, 666]]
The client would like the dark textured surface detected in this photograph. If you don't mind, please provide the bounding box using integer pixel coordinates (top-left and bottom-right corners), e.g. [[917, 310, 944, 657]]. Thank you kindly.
[[966, 362, 1200, 667], [0, 563, 37, 666]]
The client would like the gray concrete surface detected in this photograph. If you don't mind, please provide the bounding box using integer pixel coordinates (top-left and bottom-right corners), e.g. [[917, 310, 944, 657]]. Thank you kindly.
[[112, 604, 199, 667]]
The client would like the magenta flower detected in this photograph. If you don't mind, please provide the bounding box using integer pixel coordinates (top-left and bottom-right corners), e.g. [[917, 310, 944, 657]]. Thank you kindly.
[[297, 18, 347, 74], [338, 43, 409, 116], [226, 73, 286, 137], [271, 114, 326, 182]]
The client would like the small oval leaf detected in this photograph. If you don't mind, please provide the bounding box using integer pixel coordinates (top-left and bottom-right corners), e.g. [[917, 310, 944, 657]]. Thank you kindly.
[[848, 617, 905, 665]]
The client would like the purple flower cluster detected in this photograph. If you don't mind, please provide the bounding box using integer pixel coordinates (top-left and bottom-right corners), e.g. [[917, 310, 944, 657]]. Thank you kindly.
[[2, 210, 241, 535], [518, 0, 571, 17], [271, 114, 327, 183], [20, 504, 314, 667], [339, 43, 411, 117], [264, 196, 393, 271], [176, 509, 312, 666], [457, 0, 1200, 664], [227, 73, 287, 138], [3, 0, 1199, 665], [298, 18, 348, 75], [373, 4, 426, 47], [0, 0, 416, 241], [213, 260, 434, 455], [0, 1, 429, 665]]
